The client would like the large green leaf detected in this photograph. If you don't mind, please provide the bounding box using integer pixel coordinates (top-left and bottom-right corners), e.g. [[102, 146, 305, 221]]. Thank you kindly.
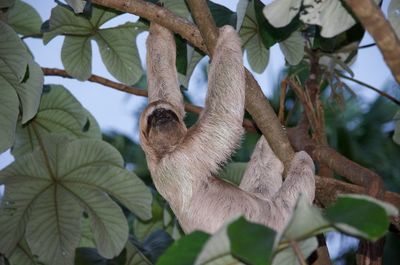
[[278, 31, 304, 66], [133, 198, 164, 241], [42, 5, 92, 44], [389, 0, 400, 38], [325, 194, 397, 240], [61, 36, 92, 81], [157, 231, 210, 265], [228, 217, 276, 265], [65, 187, 128, 258], [26, 185, 83, 265], [0, 22, 43, 153], [263, 0, 300, 28], [194, 224, 241, 265], [9, 240, 39, 265], [11, 85, 101, 157], [95, 26, 143, 85], [16, 61, 44, 123], [43, 4, 144, 83], [282, 194, 330, 240], [7, 0, 42, 36], [240, 0, 269, 73], [0, 135, 152, 264], [66, 0, 87, 13], [236, 0, 249, 30], [0, 21, 29, 81]]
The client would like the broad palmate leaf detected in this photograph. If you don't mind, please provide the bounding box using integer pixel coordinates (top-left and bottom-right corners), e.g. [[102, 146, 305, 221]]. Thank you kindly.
[[12, 85, 101, 157], [44, 4, 145, 83], [0, 135, 152, 265], [0, 21, 43, 153]]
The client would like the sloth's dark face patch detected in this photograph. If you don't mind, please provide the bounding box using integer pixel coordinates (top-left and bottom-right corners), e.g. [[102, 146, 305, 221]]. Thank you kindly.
[[147, 108, 180, 134]]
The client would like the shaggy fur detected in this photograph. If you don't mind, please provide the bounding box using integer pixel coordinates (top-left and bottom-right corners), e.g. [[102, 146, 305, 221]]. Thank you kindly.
[[140, 23, 315, 233]]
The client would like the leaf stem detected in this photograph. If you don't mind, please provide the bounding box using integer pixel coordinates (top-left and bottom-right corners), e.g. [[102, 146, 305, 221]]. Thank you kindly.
[[290, 240, 308, 265]]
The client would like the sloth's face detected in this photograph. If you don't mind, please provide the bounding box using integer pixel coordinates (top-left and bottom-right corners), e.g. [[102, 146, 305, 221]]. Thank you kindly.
[[145, 107, 186, 157]]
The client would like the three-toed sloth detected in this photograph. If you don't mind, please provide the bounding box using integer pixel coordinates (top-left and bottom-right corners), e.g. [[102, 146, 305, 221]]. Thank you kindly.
[[140, 23, 315, 234]]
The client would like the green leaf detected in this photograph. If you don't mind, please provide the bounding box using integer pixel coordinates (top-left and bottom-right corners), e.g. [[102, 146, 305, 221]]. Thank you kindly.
[[253, 0, 276, 47], [26, 185, 82, 265], [133, 199, 164, 241], [236, 0, 249, 30], [282, 194, 330, 240], [263, 0, 301, 28], [9, 240, 39, 265], [0, 21, 29, 81], [95, 27, 143, 85], [272, 237, 318, 265], [17, 61, 44, 123], [228, 217, 276, 265], [0, 74, 19, 154], [0, 22, 43, 153], [0, 0, 15, 8], [7, 0, 42, 36], [12, 85, 101, 157], [219, 162, 247, 185], [209, 1, 237, 28], [61, 36, 92, 81], [157, 231, 210, 265], [44, 4, 144, 83], [194, 224, 240, 265], [64, 187, 128, 258], [42, 5, 92, 44], [325, 195, 395, 240], [0, 0, 14, 8], [125, 241, 152, 265], [240, 0, 269, 73], [66, 0, 87, 13], [178, 45, 205, 88], [279, 31, 304, 65], [299, 0, 379, 38], [389, 0, 400, 38], [0, 135, 152, 263]]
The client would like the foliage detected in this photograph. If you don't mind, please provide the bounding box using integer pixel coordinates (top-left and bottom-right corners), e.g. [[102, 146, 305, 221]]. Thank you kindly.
[[0, 1, 399, 265]]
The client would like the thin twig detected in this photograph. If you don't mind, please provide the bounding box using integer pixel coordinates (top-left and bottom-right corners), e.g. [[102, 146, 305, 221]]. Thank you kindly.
[[338, 73, 400, 105], [358, 43, 376, 49]]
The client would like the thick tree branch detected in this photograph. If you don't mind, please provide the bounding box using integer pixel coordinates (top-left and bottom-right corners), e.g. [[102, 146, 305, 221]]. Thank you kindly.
[[287, 125, 385, 198], [344, 0, 400, 84], [91, 0, 295, 170]]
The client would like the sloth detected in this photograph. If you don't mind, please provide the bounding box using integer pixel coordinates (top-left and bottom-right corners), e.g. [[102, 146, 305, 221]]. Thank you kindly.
[[140, 23, 315, 234]]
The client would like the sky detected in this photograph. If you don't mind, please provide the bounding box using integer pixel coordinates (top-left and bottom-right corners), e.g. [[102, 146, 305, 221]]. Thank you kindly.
[[0, 0, 396, 261]]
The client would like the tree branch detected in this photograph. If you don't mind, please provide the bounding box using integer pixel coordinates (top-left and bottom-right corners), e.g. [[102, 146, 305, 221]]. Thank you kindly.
[[343, 0, 400, 84], [41, 67, 257, 132], [287, 125, 385, 198]]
